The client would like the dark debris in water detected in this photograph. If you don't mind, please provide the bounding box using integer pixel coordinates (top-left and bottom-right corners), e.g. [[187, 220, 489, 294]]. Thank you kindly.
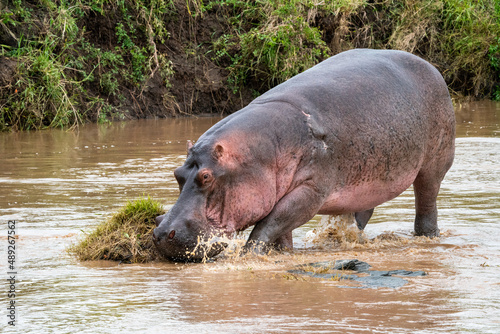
[[288, 259, 426, 289]]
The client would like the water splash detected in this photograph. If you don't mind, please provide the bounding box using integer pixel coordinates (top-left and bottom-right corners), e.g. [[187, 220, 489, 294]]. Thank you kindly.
[[304, 214, 439, 250]]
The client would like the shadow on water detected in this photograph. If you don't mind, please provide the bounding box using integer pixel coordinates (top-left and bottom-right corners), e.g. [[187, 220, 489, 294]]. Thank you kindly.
[[0, 102, 499, 333]]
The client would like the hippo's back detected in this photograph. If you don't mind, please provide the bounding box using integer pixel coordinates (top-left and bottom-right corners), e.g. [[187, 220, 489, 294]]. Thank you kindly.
[[252, 49, 452, 124], [249, 49, 455, 213]]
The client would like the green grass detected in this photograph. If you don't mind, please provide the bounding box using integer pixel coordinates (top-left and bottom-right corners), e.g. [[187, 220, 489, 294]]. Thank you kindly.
[[209, 0, 351, 92], [440, 0, 500, 96], [68, 196, 166, 263], [1, 0, 499, 130], [1, 0, 175, 131], [206, 0, 500, 96]]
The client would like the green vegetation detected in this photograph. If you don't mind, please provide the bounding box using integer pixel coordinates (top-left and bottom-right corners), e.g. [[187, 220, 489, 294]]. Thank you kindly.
[[440, 0, 500, 97], [1, 0, 499, 131], [0, 0, 175, 130], [206, 0, 500, 96], [208, 0, 335, 92], [69, 196, 165, 263]]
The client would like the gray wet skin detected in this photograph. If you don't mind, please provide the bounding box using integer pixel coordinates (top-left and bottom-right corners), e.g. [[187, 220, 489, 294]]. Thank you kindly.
[[153, 49, 455, 261]]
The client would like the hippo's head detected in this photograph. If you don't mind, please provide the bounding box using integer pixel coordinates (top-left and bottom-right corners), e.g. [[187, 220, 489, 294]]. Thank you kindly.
[[153, 137, 277, 261], [152, 211, 226, 261]]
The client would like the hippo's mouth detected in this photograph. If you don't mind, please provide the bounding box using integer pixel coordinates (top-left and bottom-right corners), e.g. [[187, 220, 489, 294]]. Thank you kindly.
[[153, 233, 228, 262]]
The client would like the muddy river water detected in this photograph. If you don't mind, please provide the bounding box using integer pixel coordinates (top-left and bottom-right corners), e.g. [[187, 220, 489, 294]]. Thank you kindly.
[[1, 100, 499, 333]]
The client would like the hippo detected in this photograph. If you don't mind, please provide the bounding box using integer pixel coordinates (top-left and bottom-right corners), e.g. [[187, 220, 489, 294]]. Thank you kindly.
[[153, 49, 455, 261]]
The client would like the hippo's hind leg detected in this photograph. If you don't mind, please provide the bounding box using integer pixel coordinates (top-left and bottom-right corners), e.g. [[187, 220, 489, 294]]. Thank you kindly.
[[412, 171, 443, 237], [355, 208, 374, 230]]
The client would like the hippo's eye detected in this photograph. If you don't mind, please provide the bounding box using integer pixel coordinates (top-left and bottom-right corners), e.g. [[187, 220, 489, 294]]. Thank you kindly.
[[197, 168, 214, 188]]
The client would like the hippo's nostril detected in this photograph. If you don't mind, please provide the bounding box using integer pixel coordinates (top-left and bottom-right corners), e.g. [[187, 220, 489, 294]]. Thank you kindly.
[[153, 228, 164, 242], [168, 230, 175, 239]]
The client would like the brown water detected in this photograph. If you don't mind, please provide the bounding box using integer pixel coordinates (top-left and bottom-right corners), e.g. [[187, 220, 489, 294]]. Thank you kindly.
[[1, 100, 499, 333]]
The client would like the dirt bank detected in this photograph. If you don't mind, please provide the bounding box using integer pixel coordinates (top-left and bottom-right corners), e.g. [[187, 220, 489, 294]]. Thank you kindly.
[[1, 0, 499, 130]]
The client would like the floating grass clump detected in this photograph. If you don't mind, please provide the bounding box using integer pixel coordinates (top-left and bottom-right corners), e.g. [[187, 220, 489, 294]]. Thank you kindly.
[[70, 197, 165, 263]]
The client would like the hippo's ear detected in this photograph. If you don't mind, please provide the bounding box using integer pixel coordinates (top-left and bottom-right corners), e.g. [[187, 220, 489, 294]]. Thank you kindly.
[[212, 143, 239, 168], [213, 144, 224, 160], [186, 140, 194, 156]]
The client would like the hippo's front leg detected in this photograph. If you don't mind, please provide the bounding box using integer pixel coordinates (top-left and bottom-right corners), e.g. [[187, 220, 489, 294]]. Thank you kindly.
[[245, 184, 324, 254], [274, 232, 293, 250]]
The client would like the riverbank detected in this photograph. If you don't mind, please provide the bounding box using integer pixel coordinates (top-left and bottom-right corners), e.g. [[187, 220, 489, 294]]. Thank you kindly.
[[1, 0, 499, 131]]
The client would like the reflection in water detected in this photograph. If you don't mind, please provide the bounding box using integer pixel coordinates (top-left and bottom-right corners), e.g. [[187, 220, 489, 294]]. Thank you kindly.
[[0, 103, 499, 333]]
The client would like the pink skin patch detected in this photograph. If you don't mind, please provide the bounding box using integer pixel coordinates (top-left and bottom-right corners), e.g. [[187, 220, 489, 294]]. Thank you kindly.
[[205, 137, 278, 235], [319, 171, 419, 214]]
